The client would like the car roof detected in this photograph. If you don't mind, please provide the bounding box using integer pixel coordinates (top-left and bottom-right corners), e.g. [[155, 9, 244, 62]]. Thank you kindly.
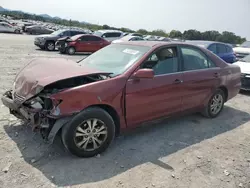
[[185, 40, 230, 48], [95, 29, 123, 33], [120, 35, 141, 41], [115, 41, 187, 48]]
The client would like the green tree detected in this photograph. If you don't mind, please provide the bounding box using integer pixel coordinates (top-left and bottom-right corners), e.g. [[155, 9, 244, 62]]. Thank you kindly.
[[183, 29, 202, 40], [150, 29, 168, 37], [169, 30, 182, 38], [137, 29, 149, 35]]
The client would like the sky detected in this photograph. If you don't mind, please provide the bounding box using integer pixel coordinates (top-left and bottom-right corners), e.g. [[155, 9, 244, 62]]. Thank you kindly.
[[1, 0, 250, 39]]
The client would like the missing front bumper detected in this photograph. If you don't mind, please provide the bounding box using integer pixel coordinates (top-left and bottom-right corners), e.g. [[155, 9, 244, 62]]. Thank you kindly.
[[1, 90, 72, 143]]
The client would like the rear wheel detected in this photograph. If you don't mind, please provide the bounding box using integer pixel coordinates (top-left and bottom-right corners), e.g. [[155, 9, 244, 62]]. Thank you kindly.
[[45, 41, 55, 51], [67, 47, 76, 55], [202, 89, 225, 118], [61, 107, 116, 158]]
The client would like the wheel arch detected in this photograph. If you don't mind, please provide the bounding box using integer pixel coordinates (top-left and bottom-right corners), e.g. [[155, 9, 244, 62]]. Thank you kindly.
[[218, 85, 228, 102], [85, 104, 121, 136]]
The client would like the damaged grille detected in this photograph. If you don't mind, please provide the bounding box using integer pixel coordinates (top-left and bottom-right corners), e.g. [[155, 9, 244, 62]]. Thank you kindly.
[[13, 92, 25, 104]]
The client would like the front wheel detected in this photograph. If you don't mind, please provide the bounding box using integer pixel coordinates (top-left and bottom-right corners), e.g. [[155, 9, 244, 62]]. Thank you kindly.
[[45, 41, 55, 51], [14, 29, 20, 34], [67, 47, 76, 55], [202, 89, 225, 118], [61, 107, 116, 158]]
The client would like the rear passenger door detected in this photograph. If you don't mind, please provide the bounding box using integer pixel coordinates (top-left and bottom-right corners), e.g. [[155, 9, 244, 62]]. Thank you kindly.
[[180, 46, 221, 111]]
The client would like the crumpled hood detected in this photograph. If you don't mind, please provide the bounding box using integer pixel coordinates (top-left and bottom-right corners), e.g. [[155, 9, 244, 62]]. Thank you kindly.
[[234, 61, 250, 74], [233, 47, 250, 54], [13, 58, 108, 100]]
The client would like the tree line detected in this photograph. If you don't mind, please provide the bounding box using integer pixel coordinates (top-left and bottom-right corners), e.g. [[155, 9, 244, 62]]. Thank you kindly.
[[1, 10, 246, 44]]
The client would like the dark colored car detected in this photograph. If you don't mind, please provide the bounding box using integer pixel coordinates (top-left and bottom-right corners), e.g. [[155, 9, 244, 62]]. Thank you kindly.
[[1, 41, 241, 158], [34, 29, 88, 51], [186, 40, 236, 64], [26, 25, 54, 35], [57, 34, 110, 55]]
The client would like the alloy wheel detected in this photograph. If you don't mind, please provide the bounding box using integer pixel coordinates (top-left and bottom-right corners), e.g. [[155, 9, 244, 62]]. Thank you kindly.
[[47, 43, 55, 51], [210, 93, 223, 115], [74, 118, 108, 151], [68, 47, 75, 55]]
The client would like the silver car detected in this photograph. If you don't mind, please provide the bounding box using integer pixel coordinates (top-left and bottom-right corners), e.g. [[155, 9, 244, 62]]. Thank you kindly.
[[0, 22, 21, 33]]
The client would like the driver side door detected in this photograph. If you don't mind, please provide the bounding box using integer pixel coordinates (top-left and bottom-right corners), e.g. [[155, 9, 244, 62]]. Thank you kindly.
[[125, 46, 184, 127]]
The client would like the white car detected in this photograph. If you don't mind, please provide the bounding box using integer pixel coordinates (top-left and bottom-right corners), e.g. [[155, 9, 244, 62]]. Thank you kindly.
[[93, 30, 124, 42], [0, 22, 21, 33], [234, 54, 250, 90], [112, 36, 144, 43], [233, 41, 250, 60]]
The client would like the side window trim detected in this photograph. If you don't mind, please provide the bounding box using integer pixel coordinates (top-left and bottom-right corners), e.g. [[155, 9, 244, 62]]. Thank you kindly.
[[178, 45, 217, 72]]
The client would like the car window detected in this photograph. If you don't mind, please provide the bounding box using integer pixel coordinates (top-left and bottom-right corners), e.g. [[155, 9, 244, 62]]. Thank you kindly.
[[217, 44, 227, 54], [180, 46, 216, 71], [208, 44, 217, 54], [88, 36, 102, 41], [142, 47, 179, 75], [225, 45, 232, 53], [62, 31, 70, 36], [103, 32, 122, 38], [71, 31, 79, 36]]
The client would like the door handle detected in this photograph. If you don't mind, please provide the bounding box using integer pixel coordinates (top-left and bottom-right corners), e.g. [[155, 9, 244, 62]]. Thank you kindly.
[[87, 43, 91, 45], [214, 72, 220, 78], [174, 79, 183, 84]]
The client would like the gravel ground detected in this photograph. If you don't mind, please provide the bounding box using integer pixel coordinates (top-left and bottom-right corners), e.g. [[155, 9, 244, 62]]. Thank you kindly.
[[0, 34, 250, 188]]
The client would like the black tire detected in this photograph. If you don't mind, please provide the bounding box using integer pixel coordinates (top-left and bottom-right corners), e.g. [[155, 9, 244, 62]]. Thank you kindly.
[[14, 29, 20, 34], [45, 41, 55, 51], [201, 89, 225, 118], [61, 107, 116, 158], [67, 47, 76, 55]]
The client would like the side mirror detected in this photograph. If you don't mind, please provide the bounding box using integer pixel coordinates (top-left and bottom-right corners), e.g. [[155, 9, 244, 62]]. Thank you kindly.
[[133, 69, 154, 79]]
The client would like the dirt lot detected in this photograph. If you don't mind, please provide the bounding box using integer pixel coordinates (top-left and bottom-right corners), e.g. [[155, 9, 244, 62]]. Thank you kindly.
[[0, 34, 250, 188]]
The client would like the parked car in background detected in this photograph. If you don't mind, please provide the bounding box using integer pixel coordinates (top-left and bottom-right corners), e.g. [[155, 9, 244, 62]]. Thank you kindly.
[[233, 54, 250, 91], [34, 29, 89, 51], [26, 25, 54, 35], [155, 37, 171, 42], [93, 30, 124, 41], [186, 40, 236, 64], [57, 34, 110, 55], [143, 35, 158, 41], [0, 22, 21, 33], [233, 41, 250, 60], [112, 35, 144, 43], [1, 41, 241, 158], [126, 33, 144, 38]]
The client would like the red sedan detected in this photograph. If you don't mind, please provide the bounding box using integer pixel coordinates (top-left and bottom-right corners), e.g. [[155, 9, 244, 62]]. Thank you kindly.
[[58, 34, 110, 55], [1, 41, 241, 157]]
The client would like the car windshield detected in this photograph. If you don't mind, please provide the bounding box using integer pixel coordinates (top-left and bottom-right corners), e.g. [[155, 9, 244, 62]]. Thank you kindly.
[[93, 31, 103, 37], [242, 55, 250, 62], [51, 30, 64, 36], [240, 41, 250, 48], [78, 44, 151, 76]]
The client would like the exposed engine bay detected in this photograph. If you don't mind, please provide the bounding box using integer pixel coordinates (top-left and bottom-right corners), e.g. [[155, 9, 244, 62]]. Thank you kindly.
[[3, 73, 111, 141], [42, 74, 110, 94]]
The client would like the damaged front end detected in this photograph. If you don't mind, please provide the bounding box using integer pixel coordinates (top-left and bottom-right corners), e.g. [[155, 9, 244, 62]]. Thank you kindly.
[[1, 73, 111, 143], [2, 89, 66, 142]]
